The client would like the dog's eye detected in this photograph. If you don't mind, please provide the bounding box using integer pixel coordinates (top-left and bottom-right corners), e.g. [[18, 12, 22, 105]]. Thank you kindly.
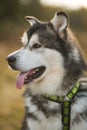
[[32, 43, 41, 49]]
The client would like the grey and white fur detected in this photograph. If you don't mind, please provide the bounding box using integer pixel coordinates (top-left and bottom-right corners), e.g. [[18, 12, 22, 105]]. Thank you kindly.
[[7, 11, 87, 130]]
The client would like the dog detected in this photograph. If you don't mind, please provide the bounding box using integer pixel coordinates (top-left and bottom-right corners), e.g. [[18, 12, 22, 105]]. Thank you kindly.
[[7, 11, 87, 130]]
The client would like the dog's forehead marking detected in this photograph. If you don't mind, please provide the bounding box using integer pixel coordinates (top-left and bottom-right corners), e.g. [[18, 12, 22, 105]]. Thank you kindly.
[[22, 32, 28, 45], [27, 23, 46, 39], [22, 32, 40, 47], [22, 23, 47, 46], [29, 34, 39, 46]]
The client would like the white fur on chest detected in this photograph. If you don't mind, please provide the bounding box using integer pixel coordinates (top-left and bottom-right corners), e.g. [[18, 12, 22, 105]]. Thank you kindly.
[[25, 96, 62, 130], [27, 117, 62, 130]]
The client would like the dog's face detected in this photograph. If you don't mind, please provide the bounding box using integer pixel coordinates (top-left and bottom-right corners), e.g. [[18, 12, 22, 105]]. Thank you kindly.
[[7, 11, 86, 95]]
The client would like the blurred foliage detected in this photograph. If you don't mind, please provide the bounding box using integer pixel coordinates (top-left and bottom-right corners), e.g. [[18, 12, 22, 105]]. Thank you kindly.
[[0, 0, 87, 33], [0, 0, 21, 22], [68, 9, 87, 32]]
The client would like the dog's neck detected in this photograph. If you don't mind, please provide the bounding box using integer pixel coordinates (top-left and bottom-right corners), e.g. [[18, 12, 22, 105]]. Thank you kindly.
[[43, 81, 80, 102], [25, 77, 81, 98]]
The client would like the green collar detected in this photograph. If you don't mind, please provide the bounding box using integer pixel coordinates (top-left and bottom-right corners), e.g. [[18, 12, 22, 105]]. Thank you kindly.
[[44, 81, 81, 130]]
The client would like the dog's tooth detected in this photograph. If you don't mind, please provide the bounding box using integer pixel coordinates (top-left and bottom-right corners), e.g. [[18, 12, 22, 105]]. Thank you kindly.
[[33, 70, 36, 74], [36, 68, 39, 72], [25, 76, 27, 79]]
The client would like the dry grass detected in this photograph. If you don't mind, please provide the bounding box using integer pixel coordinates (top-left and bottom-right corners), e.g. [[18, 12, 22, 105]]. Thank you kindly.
[[0, 31, 87, 130], [0, 42, 24, 130]]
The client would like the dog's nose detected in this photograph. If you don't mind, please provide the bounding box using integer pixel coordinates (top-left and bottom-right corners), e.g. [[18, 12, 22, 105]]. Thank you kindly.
[[6, 56, 16, 65]]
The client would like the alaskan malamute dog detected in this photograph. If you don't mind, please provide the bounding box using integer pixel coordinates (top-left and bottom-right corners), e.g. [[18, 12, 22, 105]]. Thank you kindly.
[[7, 11, 87, 130]]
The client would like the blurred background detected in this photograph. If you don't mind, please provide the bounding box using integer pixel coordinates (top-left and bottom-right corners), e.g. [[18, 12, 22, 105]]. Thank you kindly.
[[0, 0, 87, 130]]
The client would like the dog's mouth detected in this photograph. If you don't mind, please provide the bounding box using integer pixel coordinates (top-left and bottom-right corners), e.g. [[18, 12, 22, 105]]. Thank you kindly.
[[16, 66, 46, 89]]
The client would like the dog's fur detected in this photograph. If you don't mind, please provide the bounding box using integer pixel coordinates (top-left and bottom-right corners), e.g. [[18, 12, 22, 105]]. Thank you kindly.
[[7, 11, 87, 130]]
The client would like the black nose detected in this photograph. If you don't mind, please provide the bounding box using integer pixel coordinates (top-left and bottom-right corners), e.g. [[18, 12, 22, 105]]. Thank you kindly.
[[6, 56, 16, 65]]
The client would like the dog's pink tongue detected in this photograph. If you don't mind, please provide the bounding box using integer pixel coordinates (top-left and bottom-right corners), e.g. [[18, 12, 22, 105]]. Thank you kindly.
[[16, 72, 27, 89]]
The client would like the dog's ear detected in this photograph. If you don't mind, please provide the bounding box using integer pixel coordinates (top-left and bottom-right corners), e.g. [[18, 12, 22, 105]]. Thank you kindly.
[[51, 11, 68, 33], [25, 16, 39, 26]]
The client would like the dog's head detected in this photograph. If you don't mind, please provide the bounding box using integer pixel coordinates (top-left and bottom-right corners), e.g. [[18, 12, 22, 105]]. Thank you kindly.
[[7, 11, 86, 95]]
